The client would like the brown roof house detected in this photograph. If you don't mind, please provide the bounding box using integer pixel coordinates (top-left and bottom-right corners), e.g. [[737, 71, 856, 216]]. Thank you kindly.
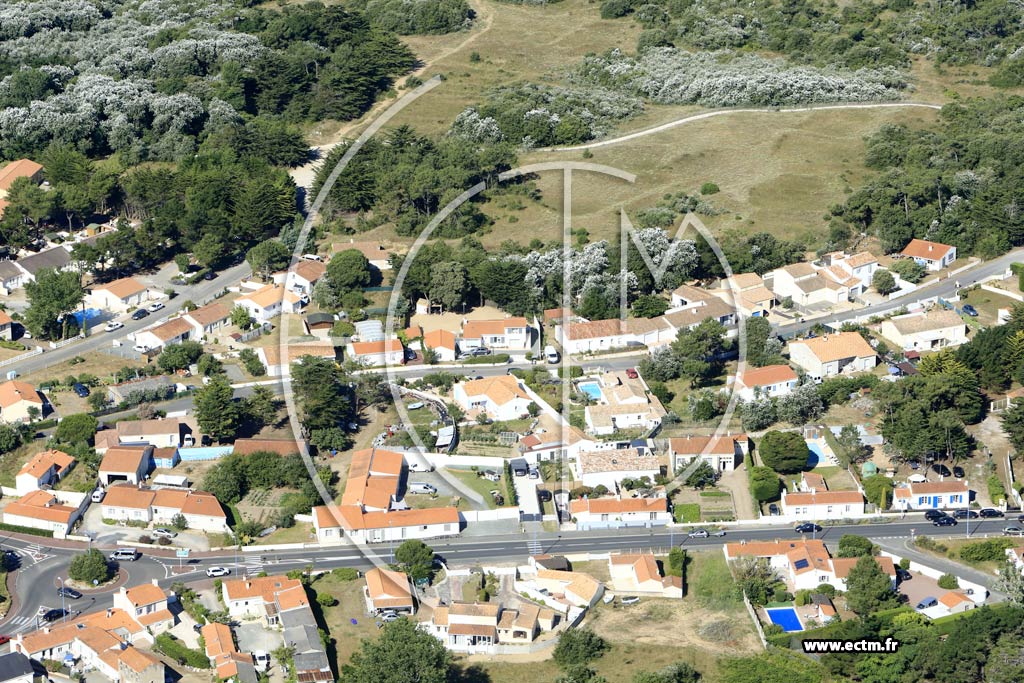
[[87, 277, 149, 313], [363, 568, 415, 614], [0, 380, 45, 424], [608, 553, 682, 598], [98, 447, 152, 486], [15, 449, 75, 495], [900, 238, 956, 271], [787, 331, 876, 381]]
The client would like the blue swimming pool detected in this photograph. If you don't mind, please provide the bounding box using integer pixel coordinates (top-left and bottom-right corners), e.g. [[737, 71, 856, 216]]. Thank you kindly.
[[766, 607, 803, 632], [807, 441, 824, 468], [578, 381, 603, 401], [69, 308, 103, 325]]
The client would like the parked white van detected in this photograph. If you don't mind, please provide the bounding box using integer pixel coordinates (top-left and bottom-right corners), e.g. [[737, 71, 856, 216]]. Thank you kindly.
[[408, 482, 437, 495], [544, 345, 560, 364]]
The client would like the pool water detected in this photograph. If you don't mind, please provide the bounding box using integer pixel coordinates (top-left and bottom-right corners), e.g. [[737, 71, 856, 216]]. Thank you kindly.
[[578, 381, 603, 401], [806, 441, 824, 468], [70, 308, 103, 325], [766, 607, 803, 632]]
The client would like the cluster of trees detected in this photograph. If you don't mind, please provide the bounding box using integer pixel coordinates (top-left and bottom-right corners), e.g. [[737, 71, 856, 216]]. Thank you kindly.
[[742, 366, 878, 431], [639, 319, 731, 389], [832, 97, 1024, 260], [351, 0, 475, 35], [23, 268, 84, 340], [290, 357, 391, 451], [201, 451, 333, 522], [0, 0, 416, 160], [313, 249, 373, 314], [193, 377, 282, 443]]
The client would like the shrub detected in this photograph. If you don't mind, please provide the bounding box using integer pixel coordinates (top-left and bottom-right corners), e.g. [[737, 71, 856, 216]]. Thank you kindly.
[[815, 583, 836, 598], [553, 629, 608, 669], [763, 623, 784, 636], [333, 567, 360, 581], [749, 466, 781, 502], [987, 475, 1007, 505], [239, 348, 266, 377], [316, 592, 337, 607], [69, 549, 112, 584], [700, 182, 720, 195], [958, 538, 1015, 563], [937, 574, 959, 590], [155, 634, 209, 669]]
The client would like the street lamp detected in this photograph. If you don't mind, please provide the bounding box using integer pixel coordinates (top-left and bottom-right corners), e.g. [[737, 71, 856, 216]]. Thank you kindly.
[[57, 576, 67, 623]]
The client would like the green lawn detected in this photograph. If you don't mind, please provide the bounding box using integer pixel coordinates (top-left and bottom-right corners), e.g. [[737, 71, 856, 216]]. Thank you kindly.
[[446, 468, 504, 509]]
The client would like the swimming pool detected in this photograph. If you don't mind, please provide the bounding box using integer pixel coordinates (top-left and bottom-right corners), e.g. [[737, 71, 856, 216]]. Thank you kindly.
[[69, 308, 103, 325], [806, 441, 824, 468], [765, 607, 803, 632], [578, 381, 603, 401]]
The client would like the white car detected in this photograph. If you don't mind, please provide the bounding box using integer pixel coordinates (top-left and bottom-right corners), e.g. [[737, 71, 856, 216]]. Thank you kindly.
[[147, 301, 165, 312], [133, 344, 150, 353], [152, 528, 177, 539], [104, 321, 124, 332], [206, 567, 231, 577]]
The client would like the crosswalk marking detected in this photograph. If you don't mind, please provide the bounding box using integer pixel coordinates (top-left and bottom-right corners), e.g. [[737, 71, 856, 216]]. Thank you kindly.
[[526, 541, 542, 555]]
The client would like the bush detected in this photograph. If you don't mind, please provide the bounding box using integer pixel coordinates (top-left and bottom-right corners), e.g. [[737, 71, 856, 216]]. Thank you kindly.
[[155, 634, 210, 669], [987, 475, 1007, 505], [316, 592, 337, 607], [958, 538, 1015, 563], [69, 549, 112, 584], [815, 583, 836, 598], [463, 353, 511, 364], [759, 431, 810, 473], [700, 182, 720, 195], [553, 629, 608, 669], [913, 535, 948, 554], [239, 348, 266, 377], [937, 574, 959, 590], [333, 567, 360, 581], [763, 623, 784, 636], [749, 466, 781, 502]]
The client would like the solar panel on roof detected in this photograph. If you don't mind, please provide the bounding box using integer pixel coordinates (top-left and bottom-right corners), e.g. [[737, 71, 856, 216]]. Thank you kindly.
[[794, 558, 810, 570]]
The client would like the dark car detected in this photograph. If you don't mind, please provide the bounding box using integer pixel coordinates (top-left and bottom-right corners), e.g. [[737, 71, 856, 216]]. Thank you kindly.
[[795, 523, 822, 533], [203, 271, 216, 281], [924, 509, 947, 522], [131, 308, 149, 320], [954, 509, 980, 519], [42, 609, 68, 622], [896, 568, 912, 582], [768, 503, 780, 516], [933, 516, 958, 527], [58, 587, 83, 600], [916, 597, 938, 610], [909, 461, 920, 470], [72, 383, 90, 398], [536, 489, 552, 503], [953, 466, 965, 478], [962, 304, 979, 317], [470, 347, 491, 356], [931, 464, 952, 477], [980, 508, 1004, 518]]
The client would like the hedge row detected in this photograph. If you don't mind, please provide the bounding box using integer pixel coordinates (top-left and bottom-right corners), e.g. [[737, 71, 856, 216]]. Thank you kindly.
[[155, 633, 209, 669], [0, 523, 54, 538]]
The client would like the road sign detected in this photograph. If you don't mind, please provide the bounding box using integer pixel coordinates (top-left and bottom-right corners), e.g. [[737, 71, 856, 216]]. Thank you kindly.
[[176, 549, 190, 558]]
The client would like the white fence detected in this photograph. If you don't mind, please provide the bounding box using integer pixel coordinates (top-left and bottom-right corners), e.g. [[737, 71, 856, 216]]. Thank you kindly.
[[459, 508, 521, 523], [0, 346, 42, 369], [878, 550, 987, 603]]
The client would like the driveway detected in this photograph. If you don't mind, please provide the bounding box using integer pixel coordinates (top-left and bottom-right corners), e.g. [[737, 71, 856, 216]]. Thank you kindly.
[[236, 622, 282, 654], [512, 472, 541, 521], [78, 505, 211, 550]]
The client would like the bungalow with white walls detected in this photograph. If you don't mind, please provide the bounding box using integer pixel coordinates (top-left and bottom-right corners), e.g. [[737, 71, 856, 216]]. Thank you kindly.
[[769, 262, 852, 307], [132, 317, 192, 353], [460, 317, 531, 351], [569, 496, 671, 531], [723, 539, 896, 592], [824, 251, 880, 291], [0, 380, 45, 424], [893, 480, 970, 510], [285, 260, 326, 295], [556, 319, 634, 355], [236, 284, 302, 323], [780, 489, 866, 521], [668, 434, 749, 473], [518, 421, 595, 462], [788, 332, 876, 381], [735, 364, 798, 401], [714, 274, 776, 317], [346, 339, 404, 367], [15, 449, 75, 495], [880, 308, 969, 351], [313, 504, 460, 544], [88, 277, 149, 313], [453, 375, 532, 422], [98, 447, 152, 486], [583, 370, 667, 436], [363, 568, 415, 615], [572, 448, 664, 491], [116, 417, 191, 448], [257, 342, 337, 377], [2, 489, 88, 537], [182, 301, 232, 339], [112, 580, 175, 632], [900, 239, 956, 271], [422, 328, 459, 362]]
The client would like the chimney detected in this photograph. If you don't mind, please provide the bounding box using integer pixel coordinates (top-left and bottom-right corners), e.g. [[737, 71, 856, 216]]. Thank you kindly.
[[107, 608, 113, 617]]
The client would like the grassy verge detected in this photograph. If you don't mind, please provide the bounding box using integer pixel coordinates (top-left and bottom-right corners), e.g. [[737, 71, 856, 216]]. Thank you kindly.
[[446, 468, 502, 509]]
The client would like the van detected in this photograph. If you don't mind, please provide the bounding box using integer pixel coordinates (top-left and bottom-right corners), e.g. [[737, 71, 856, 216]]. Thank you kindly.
[[110, 548, 139, 562], [406, 460, 435, 473], [544, 345, 560, 364], [91, 488, 105, 503], [252, 651, 270, 671], [300, 254, 322, 262], [408, 482, 437, 495], [620, 596, 641, 606]]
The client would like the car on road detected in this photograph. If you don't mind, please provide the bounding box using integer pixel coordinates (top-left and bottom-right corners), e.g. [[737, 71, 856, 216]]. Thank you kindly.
[[104, 321, 124, 332], [712, 529, 727, 537], [72, 382, 90, 398], [130, 308, 149, 320], [962, 304, 979, 317], [206, 567, 231, 577], [625, 367, 639, 379], [58, 587, 83, 599], [916, 597, 938, 610], [203, 271, 217, 280], [1003, 526, 1024, 537], [152, 528, 177, 539], [688, 529, 710, 538], [931, 464, 952, 477], [147, 301, 165, 312], [794, 523, 822, 533], [110, 548, 139, 562], [0, 636, 9, 646], [620, 596, 641, 606], [953, 509, 980, 519], [924, 510, 947, 521], [933, 516, 958, 527], [980, 508, 1004, 518], [953, 466, 965, 478]]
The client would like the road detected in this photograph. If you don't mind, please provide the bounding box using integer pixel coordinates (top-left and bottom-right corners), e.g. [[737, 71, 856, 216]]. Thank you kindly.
[[0, 516, 1010, 635], [13, 261, 253, 378]]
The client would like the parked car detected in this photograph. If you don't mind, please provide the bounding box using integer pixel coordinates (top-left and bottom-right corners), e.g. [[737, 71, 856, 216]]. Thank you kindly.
[[206, 566, 231, 577], [408, 482, 437, 495], [924, 509, 947, 521], [536, 489, 552, 502], [620, 596, 641, 606], [252, 651, 270, 671], [980, 508, 1004, 518], [203, 271, 217, 280], [953, 466, 965, 478], [130, 309, 149, 320], [147, 301, 165, 312], [470, 347, 491, 356], [931, 464, 952, 477], [688, 529, 710, 538], [909, 461, 920, 470], [954, 509, 979, 519], [712, 529, 727, 537], [380, 611, 401, 623], [133, 344, 150, 353], [1002, 526, 1024, 537], [768, 503, 780, 516], [528, 467, 540, 480], [72, 383, 90, 398], [0, 636, 10, 646], [110, 548, 139, 562], [152, 528, 177, 539], [916, 597, 938, 610], [962, 304, 979, 317], [625, 368, 639, 379], [933, 516, 958, 527], [58, 587, 82, 600], [104, 321, 125, 332], [896, 568, 912, 582], [794, 523, 822, 533]]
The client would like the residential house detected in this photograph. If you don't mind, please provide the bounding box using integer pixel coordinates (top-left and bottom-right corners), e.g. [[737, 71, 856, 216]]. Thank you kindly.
[[556, 319, 634, 355], [285, 259, 326, 295], [528, 566, 603, 609], [665, 284, 738, 332], [182, 301, 232, 339], [236, 284, 302, 323], [1004, 546, 1024, 573], [232, 438, 306, 456], [112, 580, 175, 633], [900, 239, 956, 271], [279, 604, 332, 683], [769, 262, 851, 308], [422, 328, 459, 362], [608, 553, 683, 598], [98, 447, 152, 486], [0, 380, 45, 424], [668, 434, 749, 473], [101, 484, 228, 532], [14, 247, 73, 284], [2, 489, 88, 537], [333, 240, 395, 271], [723, 539, 896, 592], [572, 447, 664, 490], [453, 375, 532, 422], [716, 273, 776, 317], [132, 317, 192, 353], [824, 251, 879, 292], [256, 342, 337, 377], [0, 652, 40, 683], [0, 309, 13, 340], [345, 339, 404, 367], [936, 591, 975, 616], [569, 496, 671, 531], [116, 417, 191, 448], [304, 312, 335, 340], [87, 278, 149, 313], [518, 421, 595, 462], [201, 623, 257, 683], [780, 489, 866, 521], [363, 568, 415, 615], [341, 448, 405, 512], [582, 370, 667, 436], [788, 332, 877, 381], [422, 602, 555, 654], [460, 317, 531, 351], [0, 159, 43, 204], [15, 449, 75, 495], [735, 365, 798, 401], [313, 504, 460, 544], [893, 480, 970, 510], [880, 308, 968, 351], [0, 261, 24, 294], [221, 575, 306, 620]]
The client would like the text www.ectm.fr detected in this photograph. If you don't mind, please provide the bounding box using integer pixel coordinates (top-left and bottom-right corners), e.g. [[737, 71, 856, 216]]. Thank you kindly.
[[802, 639, 901, 654]]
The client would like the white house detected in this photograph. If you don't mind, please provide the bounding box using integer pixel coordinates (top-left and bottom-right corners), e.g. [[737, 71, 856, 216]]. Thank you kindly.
[[2, 489, 88, 537], [556, 319, 634, 355], [256, 342, 337, 377], [572, 447, 664, 491], [900, 239, 956, 271], [893, 480, 970, 510], [787, 332, 877, 381], [825, 251, 879, 291], [98, 447, 151, 486], [582, 370, 667, 436], [13, 246, 74, 286], [518, 421, 595, 462], [715, 273, 776, 317], [345, 339, 404, 367], [724, 539, 896, 592], [15, 449, 75, 495], [363, 568, 415, 615], [0, 652, 38, 683], [769, 262, 852, 307], [880, 308, 968, 351], [112, 580, 175, 632], [101, 484, 229, 532], [0, 380, 45, 424], [569, 496, 671, 531], [132, 317, 193, 353], [460, 317, 531, 351], [221, 575, 306, 619], [421, 601, 556, 654], [608, 553, 682, 598], [182, 301, 232, 339], [780, 489, 866, 521], [735, 364, 798, 401], [453, 375, 532, 422], [668, 434, 749, 473], [313, 504, 460, 544], [284, 260, 326, 295], [421, 328, 459, 362], [236, 284, 302, 323], [87, 277, 149, 313], [116, 417, 190, 448]]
